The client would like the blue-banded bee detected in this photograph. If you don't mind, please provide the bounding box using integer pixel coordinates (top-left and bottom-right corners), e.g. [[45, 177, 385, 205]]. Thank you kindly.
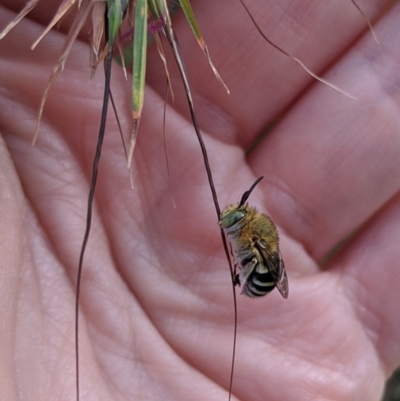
[[219, 177, 288, 298]]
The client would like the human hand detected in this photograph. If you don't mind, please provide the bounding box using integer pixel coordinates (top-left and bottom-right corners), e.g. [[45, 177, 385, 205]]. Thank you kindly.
[[0, 1, 399, 400]]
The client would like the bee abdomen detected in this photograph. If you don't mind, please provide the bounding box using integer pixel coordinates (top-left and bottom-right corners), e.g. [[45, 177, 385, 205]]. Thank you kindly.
[[242, 271, 275, 298]]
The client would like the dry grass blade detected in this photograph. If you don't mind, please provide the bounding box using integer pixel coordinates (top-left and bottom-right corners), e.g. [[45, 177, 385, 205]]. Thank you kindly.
[[91, 1, 106, 62], [75, 46, 114, 401], [350, 0, 379, 43], [292, 58, 357, 100], [33, 1, 93, 144], [153, 30, 174, 100], [161, 2, 237, 400], [238, 0, 357, 100], [162, 82, 176, 208], [1, 1, 112, 142], [178, 0, 229, 94], [75, 2, 128, 400], [31, 0, 78, 50], [90, 44, 109, 78], [117, 41, 128, 79], [110, 90, 128, 158], [201, 43, 230, 94], [0, 0, 41, 39]]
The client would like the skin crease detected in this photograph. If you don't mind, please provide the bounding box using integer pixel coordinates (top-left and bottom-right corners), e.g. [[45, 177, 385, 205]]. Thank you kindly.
[[0, 0, 400, 400]]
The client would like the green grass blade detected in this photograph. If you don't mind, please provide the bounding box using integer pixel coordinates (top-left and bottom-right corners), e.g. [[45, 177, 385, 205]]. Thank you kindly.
[[107, 0, 123, 44], [179, 0, 202, 41], [128, 0, 148, 166], [179, 0, 229, 93], [147, 0, 166, 18], [132, 0, 147, 119]]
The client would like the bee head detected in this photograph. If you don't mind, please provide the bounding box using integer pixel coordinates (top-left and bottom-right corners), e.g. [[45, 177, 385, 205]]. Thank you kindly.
[[219, 208, 246, 228], [219, 177, 263, 229]]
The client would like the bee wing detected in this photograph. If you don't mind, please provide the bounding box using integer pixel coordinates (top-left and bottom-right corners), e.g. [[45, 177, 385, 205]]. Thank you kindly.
[[274, 254, 289, 299], [256, 239, 289, 299]]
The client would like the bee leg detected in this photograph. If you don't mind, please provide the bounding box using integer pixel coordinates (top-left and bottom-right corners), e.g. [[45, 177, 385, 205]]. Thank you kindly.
[[234, 274, 241, 287], [233, 261, 241, 286]]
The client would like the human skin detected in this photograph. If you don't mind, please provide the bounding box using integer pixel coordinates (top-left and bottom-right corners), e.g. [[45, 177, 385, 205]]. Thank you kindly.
[[0, 1, 400, 400]]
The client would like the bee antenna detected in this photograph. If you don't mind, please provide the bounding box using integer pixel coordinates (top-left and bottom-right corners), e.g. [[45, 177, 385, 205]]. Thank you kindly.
[[239, 176, 264, 206]]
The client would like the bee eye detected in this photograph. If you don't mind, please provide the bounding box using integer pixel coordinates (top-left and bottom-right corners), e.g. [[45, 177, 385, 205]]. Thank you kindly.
[[220, 211, 245, 228]]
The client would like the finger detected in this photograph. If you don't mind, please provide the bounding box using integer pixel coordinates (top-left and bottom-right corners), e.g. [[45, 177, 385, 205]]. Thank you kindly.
[[331, 191, 400, 375], [146, 0, 387, 148], [0, 136, 26, 401], [247, 3, 400, 260]]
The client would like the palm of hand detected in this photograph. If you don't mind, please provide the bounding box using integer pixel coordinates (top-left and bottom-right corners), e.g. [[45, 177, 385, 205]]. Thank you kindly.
[[0, 1, 400, 400]]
